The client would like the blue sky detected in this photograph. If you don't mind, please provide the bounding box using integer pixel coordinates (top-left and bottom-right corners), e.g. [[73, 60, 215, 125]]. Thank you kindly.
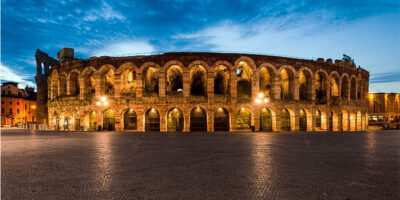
[[1, 0, 400, 92]]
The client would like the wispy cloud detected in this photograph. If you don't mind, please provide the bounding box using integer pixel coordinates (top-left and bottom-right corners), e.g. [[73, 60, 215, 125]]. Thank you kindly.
[[1, 63, 36, 89], [90, 40, 155, 57], [370, 71, 400, 84], [83, 1, 125, 22]]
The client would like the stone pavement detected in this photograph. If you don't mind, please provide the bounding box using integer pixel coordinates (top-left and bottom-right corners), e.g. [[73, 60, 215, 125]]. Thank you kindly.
[[1, 130, 399, 200]]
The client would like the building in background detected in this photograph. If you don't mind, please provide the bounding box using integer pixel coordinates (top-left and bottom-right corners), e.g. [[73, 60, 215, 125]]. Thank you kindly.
[[1, 82, 37, 127], [368, 93, 400, 126]]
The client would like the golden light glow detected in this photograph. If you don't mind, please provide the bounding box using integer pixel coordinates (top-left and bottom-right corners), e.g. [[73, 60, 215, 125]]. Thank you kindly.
[[258, 93, 264, 98], [255, 99, 262, 104], [96, 101, 101, 106], [263, 98, 269, 103], [104, 102, 109, 106], [31, 105, 36, 109], [101, 96, 107, 102], [369, 94, 374, 99]]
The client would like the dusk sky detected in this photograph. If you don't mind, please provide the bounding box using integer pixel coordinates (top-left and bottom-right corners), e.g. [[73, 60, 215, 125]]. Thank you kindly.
[[2, 0, 399, 92]]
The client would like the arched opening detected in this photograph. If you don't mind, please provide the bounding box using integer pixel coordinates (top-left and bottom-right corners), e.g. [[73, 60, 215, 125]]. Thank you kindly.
[[41, 63, 45, 75], [167, 108, 184, 132], [64, 117, 68, 130], [103, 69, 114, 96], [260, 108, 272, 131], [190, 65, 207, 96], [69, 72, 80, 96], [237, 62, 253, 100], [124, 109, 137, 130], [214, 65, 230, 95], [330, 75, 340, 104], [280, 69, 293, 100], [190, 107, 207, 131], [259, 67, 273, 98], [341, 76, 349, 100], [87, 111, 96, 131], [214, 107, 229, 131], [236, 107, 252, 131], [315, 110, 322, 130], [315, 72, 327, 103], [350, 78, 356, 100], [299, 70, 312, 100], [121, 69, 136, 96], [166, 65, 183, 95], [50, 71, 59, 99], [145, 108, 160, 131], [70, 110, 79, 130], [59, 74, 67, 97], [83, 69, 95, 100], [281, 108, 291, 131], [144, 67, 159, 95], [299, 109, 307, 131], [103, 109, 115, 131]]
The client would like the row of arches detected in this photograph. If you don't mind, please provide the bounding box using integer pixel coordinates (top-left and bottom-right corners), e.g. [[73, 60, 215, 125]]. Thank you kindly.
[[49, 59, 368, 103], [50, 107, 367, 132]]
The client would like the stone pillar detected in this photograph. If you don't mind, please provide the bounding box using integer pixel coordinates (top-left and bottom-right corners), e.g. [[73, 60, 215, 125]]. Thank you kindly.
[[115, 114, 122, 131], [294, 109, 300, 131], [230, 70, 237, 104], [67, 78, 71, 96], [294, 75, 299, 100], [230, 111, 236, 132], [207, 72, 214, 104], [254, 72, 260, 98], [311, 107, 316, 131], [183, 71, 190, 99], [272, 76, 281, 100], [79, 77, 85, 100], [275, 112, 281, 132], [96, 109, 103, 131], [311, 79, 315, 101], [114, 74, 121, 99], [160, 108, 167, 132], [159, 69, 166, 98], [207, 108, 214, 132], [137, 109, 144, 132], [183, 111, 190, 132], [136, 72, 143, 98], [95, 75, 102, 99], [326, 81, 331, 101]]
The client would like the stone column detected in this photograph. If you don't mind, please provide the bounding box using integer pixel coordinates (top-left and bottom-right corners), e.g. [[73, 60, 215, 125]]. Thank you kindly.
[[294, 109, 300, 131], [207, 72, 214, 104], [294, 75, 299, 100], [67, 78, 71, 96], [114, 74, 121, 99], [95, 75, 102, 100], [311, 107, 316, 131], [207, 108, 214, 132], [136, 72, 143, 98], [159, 69, 166, 98], [230, 70, 237, 104], [96, 109, 103, 131], [183, 71, 190, 97], [254, 72, 260, 98], [183, 110, 190, 132], [115, 114, 122, 131], [272, 76, 281, 100], [275, 112, 281, 132], [79, 77, 85, 100], [137, 109, 144, 132], [160, 108, 167, 132], [230, 111, 236, 132]]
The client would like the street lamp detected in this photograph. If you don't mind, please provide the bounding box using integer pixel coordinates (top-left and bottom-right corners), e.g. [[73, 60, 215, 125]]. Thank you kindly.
[[255, 92, 269, 104], [96, 96, 109, 107]]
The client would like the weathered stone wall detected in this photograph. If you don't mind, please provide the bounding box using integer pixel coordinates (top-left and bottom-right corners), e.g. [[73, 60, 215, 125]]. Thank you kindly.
[[42, 52, 370, 132]]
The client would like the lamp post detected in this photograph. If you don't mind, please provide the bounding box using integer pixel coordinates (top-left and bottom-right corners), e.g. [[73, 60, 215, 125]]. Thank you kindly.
[[255, 92, 269, 132]]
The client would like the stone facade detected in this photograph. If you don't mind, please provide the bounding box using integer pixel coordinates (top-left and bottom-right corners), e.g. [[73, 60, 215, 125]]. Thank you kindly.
[[368, 93, 400, 124], [36, 49, 370, 132]]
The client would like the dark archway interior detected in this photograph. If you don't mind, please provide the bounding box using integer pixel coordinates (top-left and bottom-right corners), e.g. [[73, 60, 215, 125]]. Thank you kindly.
[[237, 80, 252, 99], [167, 66, 183, 94], [190, 107, 207, 131], [260, 108, 272, 131], [281, 109, 291, 131], [145, 108, 160, 131], [167, 108, 184, 132], [214, 108, 229, 131], [190, 70, 206, 96], [124, 109, 137, 130], [299, 109, 307, 131]]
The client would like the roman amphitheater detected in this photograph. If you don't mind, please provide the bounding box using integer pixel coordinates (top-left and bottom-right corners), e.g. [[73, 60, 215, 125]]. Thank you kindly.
[[35, 48, 369, 132]]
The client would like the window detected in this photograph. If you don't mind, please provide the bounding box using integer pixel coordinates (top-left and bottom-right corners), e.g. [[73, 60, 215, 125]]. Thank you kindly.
[[1, 100, 3, 104], [17, 109, 20, 114], [9, 109, 12, 114], [17, 101, 20, 105], [1, 108, 4, 114], [10, 101, 12, 105]]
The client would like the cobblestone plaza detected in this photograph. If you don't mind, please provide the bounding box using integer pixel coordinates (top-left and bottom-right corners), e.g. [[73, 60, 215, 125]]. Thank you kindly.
[[2, 129, 399, 200]]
